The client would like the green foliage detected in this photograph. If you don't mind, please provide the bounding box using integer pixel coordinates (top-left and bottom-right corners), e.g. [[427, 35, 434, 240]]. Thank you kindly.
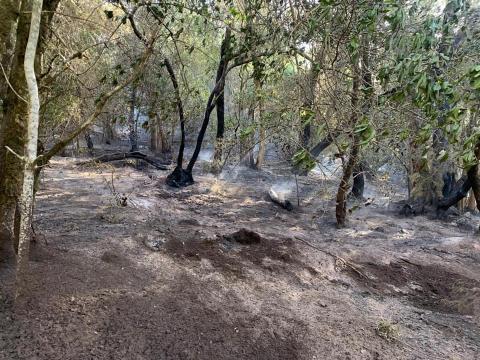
[[292, 149, 317, 172], [354, 117, 376, 146]]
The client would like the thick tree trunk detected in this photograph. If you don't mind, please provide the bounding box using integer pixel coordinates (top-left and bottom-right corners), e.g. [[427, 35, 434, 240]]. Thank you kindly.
[[128, 85, 138, 152], [16, 0, 42, 296], [0, 0, 61, 260], [0, 0, 34, 259]]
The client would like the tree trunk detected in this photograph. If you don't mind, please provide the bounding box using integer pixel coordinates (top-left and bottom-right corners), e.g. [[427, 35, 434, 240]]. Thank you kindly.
[[254, 76, 266, 170], [466, 189, 477, 212], [167, 30, 231, 186], [335, 65, 360, 227], [149, 112, 159, 153], [0, 0, 61, 260], [469, 144, 480, 213], [212, 28, 231, 173], [163, 58, 185, 166], [240, 106, 256, 168], [0, 0, 34, 259], [128, 85, 138, 152], [349, 163, 365, 200], [103, 119, 115, 145], [84, 130, 94, 154], [16, 0, 42, 297], [0, 0, 21, 108], [300, 61, 321, 149]]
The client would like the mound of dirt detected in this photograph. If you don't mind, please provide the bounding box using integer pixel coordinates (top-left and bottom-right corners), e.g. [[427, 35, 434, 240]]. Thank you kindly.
[[224, 228, 262, 245], [161, 228, 302, 279]]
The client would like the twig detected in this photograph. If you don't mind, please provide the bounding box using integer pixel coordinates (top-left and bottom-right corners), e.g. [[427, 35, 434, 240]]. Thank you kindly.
[[5, 146, 26, 161], [0, 63, 28, 103], [294, 235, 368, 279]]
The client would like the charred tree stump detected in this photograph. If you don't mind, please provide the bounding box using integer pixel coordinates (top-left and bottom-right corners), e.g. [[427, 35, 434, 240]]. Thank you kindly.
[[165, 167, 194, 187], [268, 188, 293, 211]]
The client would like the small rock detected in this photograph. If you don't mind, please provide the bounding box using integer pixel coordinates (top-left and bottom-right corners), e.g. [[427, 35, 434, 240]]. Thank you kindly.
[[143, 236, 166, 251]]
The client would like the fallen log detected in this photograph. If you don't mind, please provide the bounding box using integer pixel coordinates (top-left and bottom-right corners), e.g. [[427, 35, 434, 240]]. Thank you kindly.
[[79, 151, 171, 170], [268, 188, 293, 211]]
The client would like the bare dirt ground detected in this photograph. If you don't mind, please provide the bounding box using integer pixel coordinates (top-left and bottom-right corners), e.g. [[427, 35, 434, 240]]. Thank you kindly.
[[1, 156, 480, 359]]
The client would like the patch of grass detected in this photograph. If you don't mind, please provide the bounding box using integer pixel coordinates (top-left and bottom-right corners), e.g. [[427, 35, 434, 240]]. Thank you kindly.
[[376, 320, 399, 342]]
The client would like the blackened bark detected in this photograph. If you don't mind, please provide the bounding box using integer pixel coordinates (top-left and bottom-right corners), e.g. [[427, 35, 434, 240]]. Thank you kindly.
[[85, 131, 94, 154], [349, 163, 365, 199], [187, 90, 217, 173], [302, 125, 311, 149], [437, 175, 472, 212], [163, 58, 185, 169], [167, 29, 231, 186], [81, 151, 170, 170], [310, 129, 341, 158], [213, 28, 231, 168], [442, 171, 456, 197]]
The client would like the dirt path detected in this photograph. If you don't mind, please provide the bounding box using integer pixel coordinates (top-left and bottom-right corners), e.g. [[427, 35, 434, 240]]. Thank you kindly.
[[1, 158, 479, 359]]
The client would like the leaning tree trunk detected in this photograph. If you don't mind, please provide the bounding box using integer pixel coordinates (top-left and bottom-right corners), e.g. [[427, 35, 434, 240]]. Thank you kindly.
[[163, 58, 185, 167], [16, 0, 42, 297], [335, 64, 360, 227]]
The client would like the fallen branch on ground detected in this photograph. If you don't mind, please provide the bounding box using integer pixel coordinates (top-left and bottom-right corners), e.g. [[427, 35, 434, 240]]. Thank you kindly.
[[78, 151, 171, 170], [294, 235, 368, 279]]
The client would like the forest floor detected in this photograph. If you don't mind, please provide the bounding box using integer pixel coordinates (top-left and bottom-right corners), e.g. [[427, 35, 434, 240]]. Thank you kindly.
[[1, 155, 480, 360]]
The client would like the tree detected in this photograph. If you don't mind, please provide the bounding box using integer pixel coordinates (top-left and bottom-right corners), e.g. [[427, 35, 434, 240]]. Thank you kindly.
[[15, 0, 43, 296]]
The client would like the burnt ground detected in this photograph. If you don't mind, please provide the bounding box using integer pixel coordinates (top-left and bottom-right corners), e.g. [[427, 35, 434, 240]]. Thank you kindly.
[[1, 157, 480, 359]]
